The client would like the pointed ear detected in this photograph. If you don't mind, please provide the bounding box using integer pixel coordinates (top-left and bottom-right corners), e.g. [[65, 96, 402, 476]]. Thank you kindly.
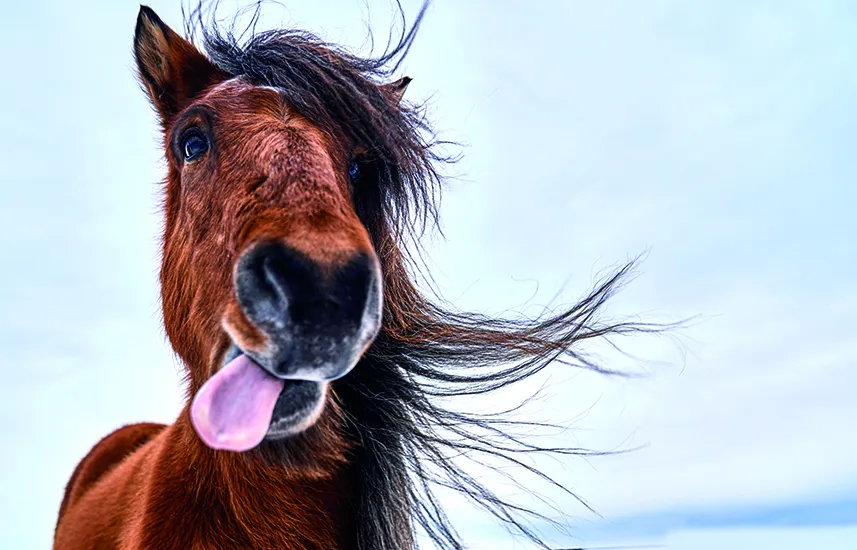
[[381, 76, 412, 105], [134, 6, 226, 122]]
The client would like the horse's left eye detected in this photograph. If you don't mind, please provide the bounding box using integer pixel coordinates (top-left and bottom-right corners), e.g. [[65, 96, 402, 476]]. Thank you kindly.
[[181, 131, 209, 162], [347, 160, 360, 181]]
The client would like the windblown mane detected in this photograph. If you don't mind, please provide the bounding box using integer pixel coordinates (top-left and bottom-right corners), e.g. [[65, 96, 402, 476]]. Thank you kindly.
[[183, 2, 666, 548]]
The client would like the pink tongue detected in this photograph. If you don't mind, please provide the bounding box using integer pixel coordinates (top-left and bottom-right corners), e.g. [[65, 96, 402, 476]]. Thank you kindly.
[[190, 354, 285, 452]]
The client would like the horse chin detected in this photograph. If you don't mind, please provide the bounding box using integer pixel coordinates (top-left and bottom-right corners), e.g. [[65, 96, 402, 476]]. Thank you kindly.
[[265, 379, 329, 439]]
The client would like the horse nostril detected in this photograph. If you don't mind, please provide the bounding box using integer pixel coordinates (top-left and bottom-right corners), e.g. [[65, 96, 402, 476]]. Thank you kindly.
[[235, 243, 378, 337], [261, 256, 290, 315], [326, 254, 374, 320], [234, 242, 381, 380], [235, 245, 293, 331]]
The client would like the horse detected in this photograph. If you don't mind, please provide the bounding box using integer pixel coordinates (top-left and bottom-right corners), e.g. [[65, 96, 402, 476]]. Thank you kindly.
[[53, 4, 655, 549]]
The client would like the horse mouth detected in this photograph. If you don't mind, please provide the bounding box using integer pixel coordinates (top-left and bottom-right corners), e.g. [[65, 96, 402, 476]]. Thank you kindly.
[[190, 342, 329, 452], [189, 244, 383, 452]]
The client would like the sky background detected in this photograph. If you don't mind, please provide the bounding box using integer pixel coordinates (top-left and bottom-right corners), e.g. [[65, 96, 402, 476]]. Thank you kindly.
[[1, 1, 855, 548]]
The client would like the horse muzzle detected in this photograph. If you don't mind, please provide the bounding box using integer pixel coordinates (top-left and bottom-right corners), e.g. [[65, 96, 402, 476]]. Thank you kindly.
[[233, 241, 383, 382], [190, 242, 382, 451]]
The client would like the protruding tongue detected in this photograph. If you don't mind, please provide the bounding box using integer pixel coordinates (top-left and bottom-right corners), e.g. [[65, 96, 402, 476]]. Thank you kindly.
[[190, 354, 285, 452]]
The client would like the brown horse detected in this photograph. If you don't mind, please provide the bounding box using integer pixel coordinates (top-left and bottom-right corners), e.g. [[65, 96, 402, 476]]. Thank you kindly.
[[53, 4, 655, 549]]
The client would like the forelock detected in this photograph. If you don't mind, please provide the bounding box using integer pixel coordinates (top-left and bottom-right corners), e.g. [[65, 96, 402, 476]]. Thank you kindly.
[[185, 4, 447, 237]]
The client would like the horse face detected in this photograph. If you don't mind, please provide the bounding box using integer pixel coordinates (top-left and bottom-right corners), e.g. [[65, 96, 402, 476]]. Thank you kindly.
[[134, 9, 381, 448], [173, 79, 383, 444]]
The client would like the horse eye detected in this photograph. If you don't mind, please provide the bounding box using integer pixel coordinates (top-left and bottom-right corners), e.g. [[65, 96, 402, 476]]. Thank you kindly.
[[347, 160, 360, 181], [181, 131, 209, 162]]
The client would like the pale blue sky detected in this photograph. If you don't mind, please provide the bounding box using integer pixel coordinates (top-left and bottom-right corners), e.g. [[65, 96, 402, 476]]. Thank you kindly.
[[1, 1, 855, 548]]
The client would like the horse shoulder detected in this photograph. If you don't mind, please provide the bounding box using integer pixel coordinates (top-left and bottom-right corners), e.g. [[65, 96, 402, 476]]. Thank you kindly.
[[55, 422, 166, 529]]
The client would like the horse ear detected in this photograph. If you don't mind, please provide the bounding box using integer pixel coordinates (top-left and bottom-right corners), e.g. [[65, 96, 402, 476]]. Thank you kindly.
[[134, 6, 225, 122], [382, 77, 412, 105]]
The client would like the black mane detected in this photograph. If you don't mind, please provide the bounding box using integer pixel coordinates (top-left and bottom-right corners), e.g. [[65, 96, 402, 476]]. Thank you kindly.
[[186, 2, 669, 549]]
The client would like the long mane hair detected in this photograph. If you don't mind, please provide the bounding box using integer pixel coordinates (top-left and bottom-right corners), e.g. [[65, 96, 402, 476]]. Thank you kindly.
[[181, 2, 666, 548]]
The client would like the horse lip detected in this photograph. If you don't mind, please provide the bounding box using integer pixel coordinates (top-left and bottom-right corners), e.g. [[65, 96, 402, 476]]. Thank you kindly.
[[220, 340, 354, 383], [212, 339, 329, 441]]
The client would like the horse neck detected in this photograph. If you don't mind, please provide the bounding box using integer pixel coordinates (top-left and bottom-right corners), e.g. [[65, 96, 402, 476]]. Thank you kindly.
[[161, 409, 359, 550]]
